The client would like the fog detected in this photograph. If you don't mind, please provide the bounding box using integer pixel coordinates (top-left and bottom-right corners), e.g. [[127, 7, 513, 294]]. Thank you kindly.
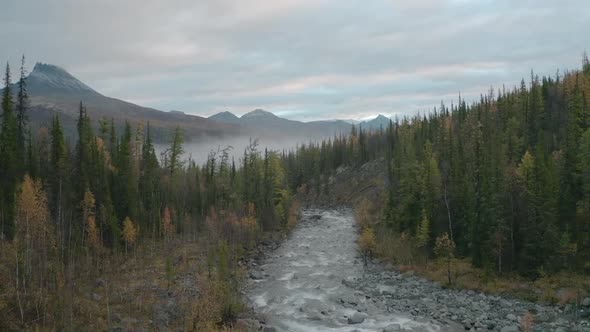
[[155, 134, 326, 166]]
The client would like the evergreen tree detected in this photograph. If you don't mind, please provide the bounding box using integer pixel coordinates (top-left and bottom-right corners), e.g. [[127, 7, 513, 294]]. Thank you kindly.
[[0, 63, 18, 239], [15, 55, 28, 173]]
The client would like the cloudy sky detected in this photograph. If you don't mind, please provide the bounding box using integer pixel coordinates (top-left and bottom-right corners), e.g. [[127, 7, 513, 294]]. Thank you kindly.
[[1, 0, 588, 121]]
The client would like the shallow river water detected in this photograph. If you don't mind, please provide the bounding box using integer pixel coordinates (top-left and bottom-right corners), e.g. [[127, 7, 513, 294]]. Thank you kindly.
[[247, 209, 443, 332]]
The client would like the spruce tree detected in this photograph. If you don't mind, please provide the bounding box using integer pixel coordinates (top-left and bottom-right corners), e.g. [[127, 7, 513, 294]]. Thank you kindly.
[[0, 63, 18, 239]]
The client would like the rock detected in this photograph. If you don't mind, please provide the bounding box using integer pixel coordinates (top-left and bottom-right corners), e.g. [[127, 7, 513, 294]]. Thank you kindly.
[[462, 318, 473, 329], [506, 314, 518, 322], [554, 327, 567, 332], [347, 312, 367, 324], [249, 271, 264, 280], [383, 323, 402, 331], [91, 293, 102, 301], [582, 298, 590, 307], [501, 326, 519, 332], [95, 278, 106, 288], [263, 327, 277, 332]]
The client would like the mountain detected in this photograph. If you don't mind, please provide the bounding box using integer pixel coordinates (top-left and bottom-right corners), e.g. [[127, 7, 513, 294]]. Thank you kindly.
[[241, 109, 278, 120], [16, 62, 387, 143], [27, 63, 99, 96], [361, 114, 391, 130], [209, 111, 240, 124], [208, 109, 351, 139], [14, 63, 238, 142]]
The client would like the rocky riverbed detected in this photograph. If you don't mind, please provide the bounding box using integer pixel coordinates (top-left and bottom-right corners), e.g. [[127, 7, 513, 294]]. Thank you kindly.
[[243, 208, 590, 332]]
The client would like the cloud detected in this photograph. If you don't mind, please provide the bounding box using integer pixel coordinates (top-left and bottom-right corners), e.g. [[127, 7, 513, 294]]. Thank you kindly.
[[1, 0, 588, 121]]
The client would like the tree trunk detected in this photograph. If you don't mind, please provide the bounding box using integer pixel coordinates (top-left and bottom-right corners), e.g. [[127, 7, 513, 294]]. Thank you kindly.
[[447, 257, 452, 285], [15, 247, 24, 323]]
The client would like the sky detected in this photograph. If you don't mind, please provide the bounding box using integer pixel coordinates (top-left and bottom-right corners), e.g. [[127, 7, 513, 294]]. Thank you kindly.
[[1, 0, 588, 121]]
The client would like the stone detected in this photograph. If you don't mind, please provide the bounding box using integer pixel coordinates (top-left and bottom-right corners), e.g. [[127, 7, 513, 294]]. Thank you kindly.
[[462, 319, 473, 329], [501, 326, 519, 332], [249, 271, 264, 280], [383, 323, 402, 331], [263, 327, 277, 332], [582, 298, 590, 307], [95, 278, 106, 288], [347, 312, 367, 324], [91, 293, 102, 301], [506, 314, 518, 322]]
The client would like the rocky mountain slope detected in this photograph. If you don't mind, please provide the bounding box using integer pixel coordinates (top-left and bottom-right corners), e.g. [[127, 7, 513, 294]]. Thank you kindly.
[[13, 63, 239, 142]]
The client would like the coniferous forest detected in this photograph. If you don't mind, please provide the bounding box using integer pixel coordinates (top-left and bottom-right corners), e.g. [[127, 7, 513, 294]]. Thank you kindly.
[[0, 55, 589, 329], [288, 56, 590, 279]]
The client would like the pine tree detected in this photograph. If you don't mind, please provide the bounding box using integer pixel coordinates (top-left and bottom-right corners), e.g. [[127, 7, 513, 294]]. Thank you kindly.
[[15, 55, 28, 173], [0, 63, 19, 239], [168, 127, 184, 175], [49, 115, 67, 245]]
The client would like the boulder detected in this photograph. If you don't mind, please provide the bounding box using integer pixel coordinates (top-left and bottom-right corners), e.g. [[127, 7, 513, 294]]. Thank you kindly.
[[347, 312, 367, 324], [582, 297, 590, 307]]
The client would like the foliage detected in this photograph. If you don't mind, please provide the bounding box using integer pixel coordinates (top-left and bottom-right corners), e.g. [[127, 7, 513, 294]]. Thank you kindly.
[[122, 217, 138, 251]]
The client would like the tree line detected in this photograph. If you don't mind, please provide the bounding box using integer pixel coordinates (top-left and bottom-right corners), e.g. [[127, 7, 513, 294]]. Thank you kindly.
[[283, 55, 590, 278], [1, 54, 589, 327], [0, 57, 296, 329]]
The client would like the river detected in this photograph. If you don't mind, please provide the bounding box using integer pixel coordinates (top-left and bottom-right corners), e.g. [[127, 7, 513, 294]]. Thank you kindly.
[[247, 208, 446, 332]]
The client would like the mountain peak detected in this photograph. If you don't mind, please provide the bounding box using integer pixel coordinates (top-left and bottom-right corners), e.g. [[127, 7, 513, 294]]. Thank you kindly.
[[375, 114, 389, 120], [209, 111, 240, 123], [28, 62, 98, 95], [241, 109, 277, 119]]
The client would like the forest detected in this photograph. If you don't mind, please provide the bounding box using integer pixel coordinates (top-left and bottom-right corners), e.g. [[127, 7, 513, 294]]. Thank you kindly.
[[287, 55, 590, 279], [0, 55, 589, 329]]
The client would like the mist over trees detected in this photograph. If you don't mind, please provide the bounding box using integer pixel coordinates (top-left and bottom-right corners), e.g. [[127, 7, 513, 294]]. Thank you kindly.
[[0, 55, 589, 329], [0, 57, 298, 329]]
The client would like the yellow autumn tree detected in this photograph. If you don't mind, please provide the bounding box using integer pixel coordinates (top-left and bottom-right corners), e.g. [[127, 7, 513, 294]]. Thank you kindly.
[[82, 190, 101, 249], [14, 175, 54, 322], [162, 207, 175, 242], [359, 226, 376, 266], [122, 217, 138, 253], [434, 232, 456, 285]]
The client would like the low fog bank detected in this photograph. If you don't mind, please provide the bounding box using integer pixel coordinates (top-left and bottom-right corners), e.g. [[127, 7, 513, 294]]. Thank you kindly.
[[155, 134, 329, 165]]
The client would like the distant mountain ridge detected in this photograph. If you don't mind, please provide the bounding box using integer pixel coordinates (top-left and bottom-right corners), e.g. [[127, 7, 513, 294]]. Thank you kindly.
[[208, 110, 392, 137], [9, 63, 238, 142], [9, 61, 392, 143]]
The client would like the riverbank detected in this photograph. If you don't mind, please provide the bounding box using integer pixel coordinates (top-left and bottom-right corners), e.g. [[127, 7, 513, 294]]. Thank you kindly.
[[301, 158, 590, 310], [244, 207, 589, 332]]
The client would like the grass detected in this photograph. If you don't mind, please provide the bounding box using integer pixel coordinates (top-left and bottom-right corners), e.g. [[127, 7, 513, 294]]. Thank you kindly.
[[375, 233, 590, 305], [0, 234, 256, 331], [353, 199, 590, 307]]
